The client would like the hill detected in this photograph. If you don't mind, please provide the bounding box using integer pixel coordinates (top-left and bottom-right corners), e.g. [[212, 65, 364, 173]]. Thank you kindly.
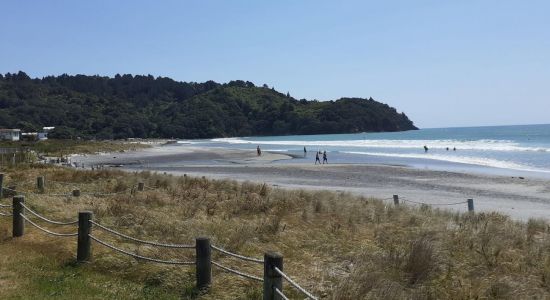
[[0, 71, 417, 139]]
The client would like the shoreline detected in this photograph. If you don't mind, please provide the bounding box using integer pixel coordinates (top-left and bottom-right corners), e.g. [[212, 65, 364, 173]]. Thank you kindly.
[[72, 144, 550, 221]]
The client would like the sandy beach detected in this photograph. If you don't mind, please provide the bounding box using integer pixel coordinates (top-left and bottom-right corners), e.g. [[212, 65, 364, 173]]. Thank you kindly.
[[73, 144, 550, 221]]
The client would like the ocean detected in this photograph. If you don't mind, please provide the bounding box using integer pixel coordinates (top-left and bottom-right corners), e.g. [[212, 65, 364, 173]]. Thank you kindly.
[[181, 124, 550, 178]]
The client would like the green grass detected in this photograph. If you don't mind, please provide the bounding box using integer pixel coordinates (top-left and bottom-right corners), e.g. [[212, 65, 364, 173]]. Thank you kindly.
[[0, 237, 182, 299]]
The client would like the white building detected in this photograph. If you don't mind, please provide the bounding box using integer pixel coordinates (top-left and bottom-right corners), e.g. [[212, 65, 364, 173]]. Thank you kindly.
[[0, 129, 21, 141], [38, 127, 55, 140]]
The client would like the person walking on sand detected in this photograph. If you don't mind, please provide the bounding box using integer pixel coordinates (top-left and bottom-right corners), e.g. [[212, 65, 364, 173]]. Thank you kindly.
[[315, 151, 321, 164], [322, 150, 328, 164], [256, 145, 261, 156]]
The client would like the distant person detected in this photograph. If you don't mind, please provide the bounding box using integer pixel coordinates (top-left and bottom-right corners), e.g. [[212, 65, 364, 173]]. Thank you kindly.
[[315, 152, 321, 164], [453, 147, 456, 151], [424, 145, 429, 152], [256, 145, 261, 156], [446, 147, 449, 151], [322, 151, 328, 164], [304, 146, 307, 157]]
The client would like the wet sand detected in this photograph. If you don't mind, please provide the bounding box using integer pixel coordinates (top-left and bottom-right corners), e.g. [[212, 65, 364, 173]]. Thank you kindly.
[[73, 145, 550, 221]]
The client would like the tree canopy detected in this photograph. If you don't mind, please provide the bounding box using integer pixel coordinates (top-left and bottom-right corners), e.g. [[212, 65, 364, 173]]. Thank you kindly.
[[0, 71, 417, 139]]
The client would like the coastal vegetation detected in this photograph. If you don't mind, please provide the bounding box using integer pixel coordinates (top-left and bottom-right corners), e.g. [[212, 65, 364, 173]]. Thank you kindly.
[[1, 164, 550, 299], [0, 139, 151, 157], [0, 72, 417, 139]]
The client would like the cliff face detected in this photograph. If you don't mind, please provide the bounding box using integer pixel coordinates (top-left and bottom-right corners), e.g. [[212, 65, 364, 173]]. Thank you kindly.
[[0, 72, 417, 139]]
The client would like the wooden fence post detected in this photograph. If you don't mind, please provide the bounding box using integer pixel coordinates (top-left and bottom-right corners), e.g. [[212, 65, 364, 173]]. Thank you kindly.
[[12, 195, 25, 237], [263, 251, 283, 300], [195, 237, 211, 290], [72, 189, 81, 197], [77, 211, 93, 262], [0, 173, 4, 199], [137, 182, 144, 192], [37, 176, 45, 193], [393, 194, 399, 205], [467, 199, 474, 212]]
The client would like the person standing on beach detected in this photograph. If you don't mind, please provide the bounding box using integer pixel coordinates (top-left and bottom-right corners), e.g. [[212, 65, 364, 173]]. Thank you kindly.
[[322, 151, 328, 164], [304, 146, 307, 157], [315, 152, 321, 164], [424, 145, 429, 152], [257, 145, 261, 156]]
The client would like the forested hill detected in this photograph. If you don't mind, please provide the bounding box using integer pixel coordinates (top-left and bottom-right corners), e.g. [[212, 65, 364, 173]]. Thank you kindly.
[[0, 71, 417, 139]]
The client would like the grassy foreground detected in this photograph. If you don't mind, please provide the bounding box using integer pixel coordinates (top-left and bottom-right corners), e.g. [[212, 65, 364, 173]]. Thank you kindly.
[[1, 164, 550, 299]]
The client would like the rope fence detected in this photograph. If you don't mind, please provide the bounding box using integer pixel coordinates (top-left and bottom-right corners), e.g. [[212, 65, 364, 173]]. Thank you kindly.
[[89, 234, 195, 265], [401, 198, 468, 206], [91, 220, 195, 249], [211, 244, 264, 264], [274, 287, 290, 300], [2, 173, 479, 300], [20, 203, 78, 225], [274, 266, 318, 300], [20, 214, 78, 237], [211, 261, 263, 282]]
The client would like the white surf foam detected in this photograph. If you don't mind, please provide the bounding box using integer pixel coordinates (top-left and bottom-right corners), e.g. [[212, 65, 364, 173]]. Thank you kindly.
[[210, 138, 549, 152], [343, 151, 550, 173]]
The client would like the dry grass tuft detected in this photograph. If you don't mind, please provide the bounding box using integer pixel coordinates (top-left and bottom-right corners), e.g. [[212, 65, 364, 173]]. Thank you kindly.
[[1, 164, 550, 299]]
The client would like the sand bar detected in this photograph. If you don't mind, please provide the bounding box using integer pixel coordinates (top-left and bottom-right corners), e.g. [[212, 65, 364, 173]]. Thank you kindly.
[[73, 144, 550, 221]]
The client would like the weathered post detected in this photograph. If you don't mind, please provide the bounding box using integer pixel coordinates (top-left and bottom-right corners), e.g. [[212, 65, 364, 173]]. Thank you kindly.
[[195, 237, 211, 290], [37, 176, 45, 192], [0, 173, 4, 199], [77, 211, 93, 262], [137, 182, 144, 192], [72, 189, 81, 197], [467, 198, 474, 212], [12, 195, 25, 237], [263, 251, 283, 300], [393, 194, 399, 206]]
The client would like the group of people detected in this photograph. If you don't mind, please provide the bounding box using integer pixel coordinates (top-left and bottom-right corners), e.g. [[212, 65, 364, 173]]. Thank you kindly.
[[424, 145, 457, 152], [257, 145, 328, 164], [315, 150, 328, 164]]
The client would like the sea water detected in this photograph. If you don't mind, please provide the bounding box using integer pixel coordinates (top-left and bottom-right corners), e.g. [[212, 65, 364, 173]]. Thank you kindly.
[[181, 124, 550, 178]]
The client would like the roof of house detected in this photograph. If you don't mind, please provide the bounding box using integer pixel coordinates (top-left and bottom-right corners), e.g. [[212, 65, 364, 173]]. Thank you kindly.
[[0, 129, 21, 132]]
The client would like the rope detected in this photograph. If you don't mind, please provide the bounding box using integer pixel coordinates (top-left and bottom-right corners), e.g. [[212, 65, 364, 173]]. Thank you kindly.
[[211, 245, 264, 264], [0, 203, 10, 208], [1, 187, 27, 195], [274, 267, 318, 300], [274, 287, 289, 300], [19, 203, 78, 225], [80, 190, 128, 197], [45, 193, 72, 197], [90, 221, 195, 249], [20, 214, 78, 237], [212, 261, 263, 282], [402, 198, 468, 206], [89, 235, 194, 265]]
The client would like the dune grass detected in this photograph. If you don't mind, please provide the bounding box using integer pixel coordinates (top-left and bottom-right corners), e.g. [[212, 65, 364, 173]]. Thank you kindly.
[[0, 139, 151, 157], [1, 164, 550, 299]]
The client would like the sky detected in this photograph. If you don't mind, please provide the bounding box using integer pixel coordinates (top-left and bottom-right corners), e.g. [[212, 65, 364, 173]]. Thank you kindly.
[[1, 0, 548, 128]]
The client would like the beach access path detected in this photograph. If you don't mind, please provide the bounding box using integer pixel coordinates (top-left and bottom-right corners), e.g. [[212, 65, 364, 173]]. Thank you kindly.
[[73, 145, 550, 221]]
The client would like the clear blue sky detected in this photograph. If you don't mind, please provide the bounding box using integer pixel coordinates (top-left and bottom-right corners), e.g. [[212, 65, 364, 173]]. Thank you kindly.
[[1, 0, 548, 128]]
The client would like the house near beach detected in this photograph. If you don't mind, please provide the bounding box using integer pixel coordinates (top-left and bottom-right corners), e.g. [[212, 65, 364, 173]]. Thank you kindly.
[[0, 129, 21, 141], [38, 127, 55, 140]]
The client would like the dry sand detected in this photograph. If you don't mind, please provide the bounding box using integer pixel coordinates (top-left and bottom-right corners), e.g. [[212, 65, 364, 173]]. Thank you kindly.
[[73, 144, 550, 221]]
